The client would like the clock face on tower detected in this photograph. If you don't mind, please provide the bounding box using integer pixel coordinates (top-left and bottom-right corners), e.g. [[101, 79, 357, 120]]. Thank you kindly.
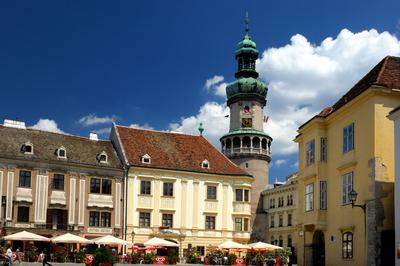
[[241, 118, 252, 128]]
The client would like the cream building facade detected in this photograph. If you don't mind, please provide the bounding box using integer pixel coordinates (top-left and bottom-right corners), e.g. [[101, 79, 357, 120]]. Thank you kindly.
[[0, 120, 124, 247], [295, 56, 400, 266], [110, 124, 253, 257], [262, 174, 298, 262]]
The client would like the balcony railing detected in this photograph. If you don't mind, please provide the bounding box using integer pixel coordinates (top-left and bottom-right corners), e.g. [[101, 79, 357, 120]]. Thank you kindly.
[[223, 147, 270, 156]]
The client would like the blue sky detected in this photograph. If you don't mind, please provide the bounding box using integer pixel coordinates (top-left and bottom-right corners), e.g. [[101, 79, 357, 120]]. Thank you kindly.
[[1, 0, 400, 182]]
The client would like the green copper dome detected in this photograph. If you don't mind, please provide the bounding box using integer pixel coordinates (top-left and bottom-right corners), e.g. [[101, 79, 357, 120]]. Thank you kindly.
[[226, 13, 268, 106]]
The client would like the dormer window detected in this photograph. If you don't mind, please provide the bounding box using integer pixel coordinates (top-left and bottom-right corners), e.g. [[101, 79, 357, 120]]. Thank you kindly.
[[142, 154, 151, 164], [21, 142, 33, 155], [201, 159, 210, 169], [97, 151, 108, 163], [57, 146, 67, 158]]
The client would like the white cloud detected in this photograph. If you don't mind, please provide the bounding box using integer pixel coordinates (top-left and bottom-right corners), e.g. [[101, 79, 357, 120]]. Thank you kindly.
[[171, 29, 400, 156], [129, 123, 154, 130], [169, 102, 229, 147], [93, 127, 111, 136], [78, 114, 117, 126], [205, 75, 227, 97], [30, 119, 65, 134], [274, 159, 287, 167]]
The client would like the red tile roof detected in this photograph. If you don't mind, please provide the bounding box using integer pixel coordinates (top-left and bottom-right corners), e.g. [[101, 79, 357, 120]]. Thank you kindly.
[[300, 56, 400, 129], [114, 125, 251, 177]]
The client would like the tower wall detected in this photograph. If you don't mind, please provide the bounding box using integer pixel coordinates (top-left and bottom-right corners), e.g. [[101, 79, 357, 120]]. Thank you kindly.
[[229, 101, 264, 131], [231, 157, 269, 240]]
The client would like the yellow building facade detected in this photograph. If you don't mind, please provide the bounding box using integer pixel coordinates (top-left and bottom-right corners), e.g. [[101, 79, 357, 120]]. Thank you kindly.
[[295, 56, 400, 266], [110, 124, 253, 257]]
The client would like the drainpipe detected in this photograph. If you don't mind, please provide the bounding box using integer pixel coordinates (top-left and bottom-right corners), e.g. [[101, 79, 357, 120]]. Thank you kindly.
[[122, 165, 130, 255]]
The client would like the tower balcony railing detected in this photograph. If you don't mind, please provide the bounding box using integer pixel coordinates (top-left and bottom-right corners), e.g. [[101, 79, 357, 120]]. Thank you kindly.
[[223, 147, 270, 156]]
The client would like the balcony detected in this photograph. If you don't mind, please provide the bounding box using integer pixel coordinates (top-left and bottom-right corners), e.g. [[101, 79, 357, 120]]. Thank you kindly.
[[233, 202, 251, 214], [223, 147, 270, 157]]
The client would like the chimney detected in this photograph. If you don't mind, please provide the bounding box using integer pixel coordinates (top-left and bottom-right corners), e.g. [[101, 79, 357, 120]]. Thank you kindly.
[[89, 132, 98, 141], [3, 119, 26, 129]]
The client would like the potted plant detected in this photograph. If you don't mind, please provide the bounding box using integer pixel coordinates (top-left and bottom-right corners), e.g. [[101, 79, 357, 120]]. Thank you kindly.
[[185, 248, 201, 264], [93, 247, 116, 266]]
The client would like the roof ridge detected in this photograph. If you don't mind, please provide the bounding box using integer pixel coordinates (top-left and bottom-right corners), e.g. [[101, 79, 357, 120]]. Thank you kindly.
[[376, 56, 389, 83], [0, 124, 111, 143], [115, 124, 200, 137]]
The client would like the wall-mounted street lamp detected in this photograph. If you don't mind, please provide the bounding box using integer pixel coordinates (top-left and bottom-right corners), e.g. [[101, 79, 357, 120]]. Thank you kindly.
[[348, 189, 366, 213], [131, 230, 136, 244]]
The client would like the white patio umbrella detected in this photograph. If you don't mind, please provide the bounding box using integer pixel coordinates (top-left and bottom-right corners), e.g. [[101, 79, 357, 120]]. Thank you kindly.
[[218, 240, 250, 250], [3, 231, 50, 242], [248, 241, 283, 250], [143, 237, 179, 247], [92, 235, 131, 246], [51, 233, 93, 244]]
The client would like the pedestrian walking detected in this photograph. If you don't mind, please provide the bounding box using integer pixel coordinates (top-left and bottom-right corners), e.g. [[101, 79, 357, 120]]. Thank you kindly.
[[42, 250, 52, 266], [15, 249, 21, 264], [6, 246, 12, 266]]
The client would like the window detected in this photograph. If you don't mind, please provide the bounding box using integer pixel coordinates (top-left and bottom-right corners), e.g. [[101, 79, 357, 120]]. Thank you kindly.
[[287, 194, 293, 206], [101, 179, 112, 195], [139, 212, 151, 227], [235, 218, 243, 231], [207, 186, 217, 200], [90, 178, 101, 193], [343, 123, 354, 153], [320, 137, 327, 161], [270, 198, 275, 208], [89, 211, 100, 227], [53, 174, 64, 190], [100, 212, 111, 227], [163, 182, 173, 196], [140, 180, 151, 195], [235, 189, 250, 202], [97, 151, 108, 163], [279, 236, 283, 247], [234, 217, 248, 231], [320, 181, 327, 209], [201, 160, 209, 168], [287, 213, 292, 226], [306, 139, 315, 166], [57, 147, 66, 158], [270, 236, 275, 245], [196, 246, 205, 256], [19, 170, 31, 188], [162, 213, 173, 228], [342, 172, 353, 205], [270, 215, 275, 228], [17, 206, 29, 223], [305, 183, 314, 211], [342, 232, 353, 259], [142, 154, 151, 164], [279, 215, 283, 227], [278, 197, 284, 207], [21, 142, 33, 154], [205, 216, 216, 230], [288, 235, 292, 247]]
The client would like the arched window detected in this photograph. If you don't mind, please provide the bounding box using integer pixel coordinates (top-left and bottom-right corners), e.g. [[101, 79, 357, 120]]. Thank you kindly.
[[342, 232, 353, 259], [97, 151, 108, 163], [233, 137, 241, 149], [226, 139, 232, 150], [142, 154, 151, 164], [201, 159, 210, 169], [21, 142, 33, 154], [57, 146, 67, 158], [262, 138, 267, 150], [242, 136, 251, 148], [252, 137, 260, 149]]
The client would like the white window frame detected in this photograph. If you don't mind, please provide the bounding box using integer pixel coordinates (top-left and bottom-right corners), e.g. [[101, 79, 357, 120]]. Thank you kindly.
[[342, 172, 353, 205], [22, 142, 34, 155], [343, 123, 354, 153], [306, 139, 315, 166], [320, 181, 327, 209], [141, 154, 151, 164], [97, 151, 108, 163], [320, 137, 327, 161], [201, 159, 210, 169], [57, 146, 67, 159], [305, 183, 314, 211]]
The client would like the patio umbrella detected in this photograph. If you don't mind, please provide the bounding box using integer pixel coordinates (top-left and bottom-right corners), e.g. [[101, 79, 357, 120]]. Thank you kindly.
[[3, 231, 50, 242], [143, 237, 179, 247], [51, 233, 93, 244], [92, 235, 131, 245], [218, 240, 250, 250], [248, 241, 283, 250]]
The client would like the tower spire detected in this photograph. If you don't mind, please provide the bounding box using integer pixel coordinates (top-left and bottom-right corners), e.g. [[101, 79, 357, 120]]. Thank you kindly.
[[245, 12, 249, 35]]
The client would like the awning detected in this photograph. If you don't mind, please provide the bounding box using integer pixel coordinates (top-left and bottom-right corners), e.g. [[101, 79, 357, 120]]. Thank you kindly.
[[92, 235, 131, 245], [51, 233, 93, 244], [143, 237, 179, 247], [248, 241, 283, 250], [218, 240, 250, 249], [3, 231, 50, 242]]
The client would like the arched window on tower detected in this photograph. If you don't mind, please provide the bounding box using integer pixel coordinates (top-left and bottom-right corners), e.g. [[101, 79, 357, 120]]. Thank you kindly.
[[262, 138, 267, 152], [242, 136, 251, 150], [226, 139, 232, 151], [252, 137, 260, 152], [233, 137, 240, 152]]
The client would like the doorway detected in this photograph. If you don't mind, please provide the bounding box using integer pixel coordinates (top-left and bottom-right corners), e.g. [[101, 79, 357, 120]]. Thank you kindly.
[[312, 230, 325, 266]]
